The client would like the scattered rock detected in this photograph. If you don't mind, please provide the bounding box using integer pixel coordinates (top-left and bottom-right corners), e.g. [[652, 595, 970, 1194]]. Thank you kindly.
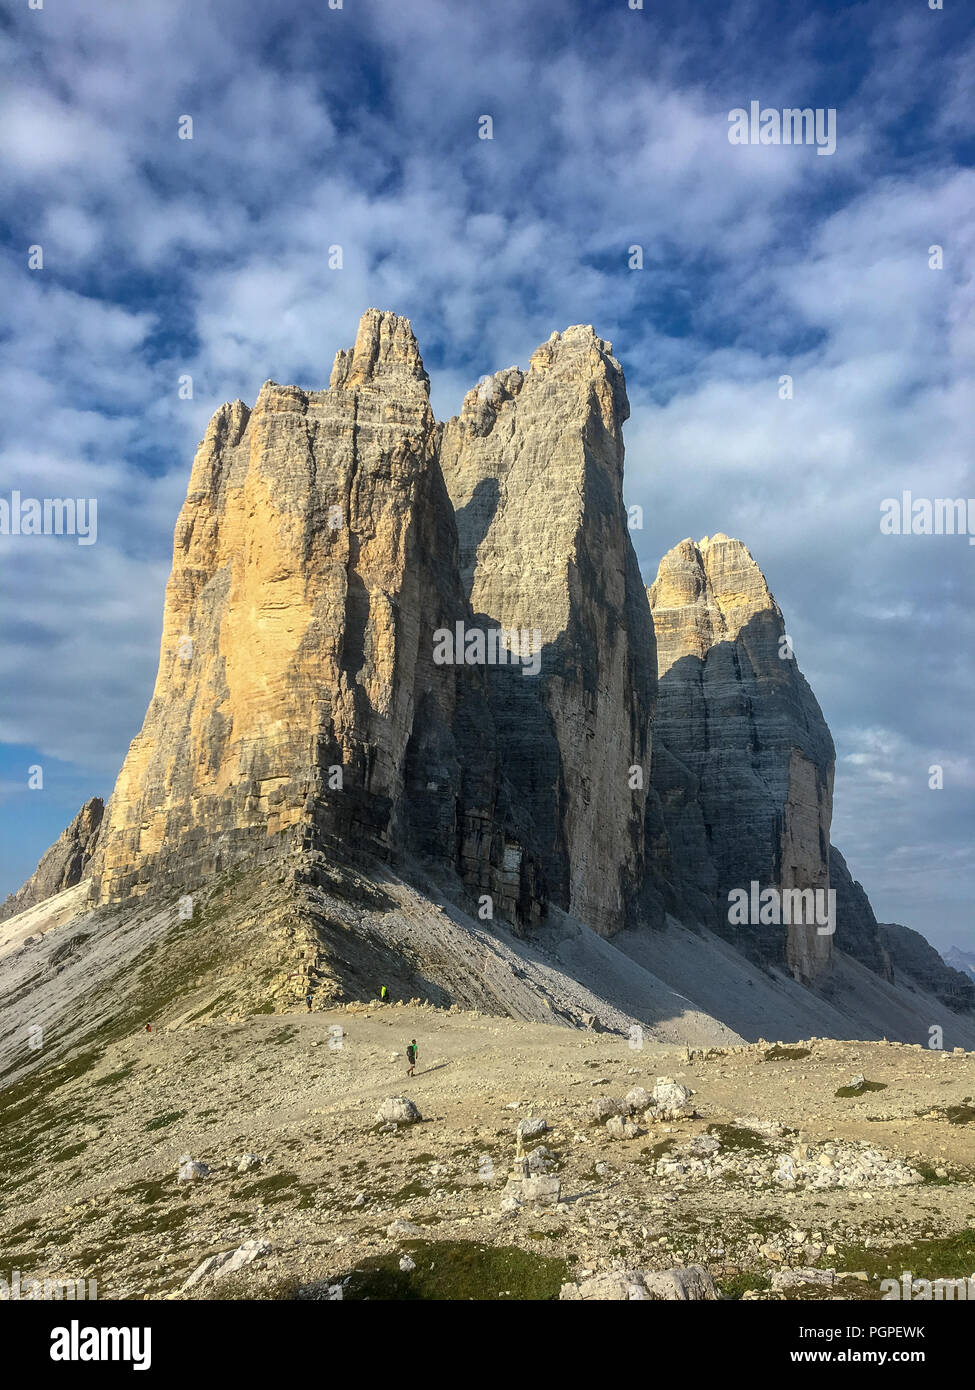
[[515, 1116, 547, 1140], [652, 1079, 692, 1114], [561, 1264, 719, 1301], [606, 1115, 642, 1141], [182, 1239, 271, 1289], [771, 1267, 837, 1290], [387, 1219, 425, 1239], [503, 1172, 561, 1208], [589, 1097, 627, 1125], [375, 1097, 421, 1126], [177, 1156, 210, 1183], [524, 1145, 557, 1175]]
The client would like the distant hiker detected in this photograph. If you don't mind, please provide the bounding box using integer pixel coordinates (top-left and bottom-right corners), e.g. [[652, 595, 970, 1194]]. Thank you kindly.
[[406, 1039, 418, 1075], [380, 985, 388, 1001], [306, 992, 313, 1013], [145, 1024, 152, 1035]]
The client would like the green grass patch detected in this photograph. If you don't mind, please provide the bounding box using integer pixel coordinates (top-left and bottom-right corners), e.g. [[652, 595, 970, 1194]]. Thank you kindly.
[[337, 1239, 567, 1301], [194, 1272, 300, 1300], [234, 1172, 299, 1204], [123, 1178, 172, 1206], [642, 1138, 676, 1163], [390, 1177, 430, 1204], [832, 1228, 975, 1293], [716, 1271, 770, 1300], [184, 994, 234, 1024], [764, 1046, 811, 1061], [126, 1205, 193, 1237], [3, 1217, 41, 1241], [915, 1163, 952, 1186], [145, 1110, 186, 1132], [835, 1081, 888, 1098], [267, 1026, 299, 1045], [708, 1123, 772, 1153], [44, 1229, 76, 1247], [49, 1141, 88, 1164], [92, 1061, 137, 1088]]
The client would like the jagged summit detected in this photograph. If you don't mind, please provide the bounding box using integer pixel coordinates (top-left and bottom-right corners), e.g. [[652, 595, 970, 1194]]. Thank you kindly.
[[329, 308, 430, 393], [452, 323, 628, 459], [649, 534, 778, 672], [440, 319, 649, 936], [648, 532, 834, 983]]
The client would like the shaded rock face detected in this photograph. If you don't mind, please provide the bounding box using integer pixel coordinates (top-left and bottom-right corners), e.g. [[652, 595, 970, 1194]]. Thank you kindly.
[[647, 535, 835, 982], [90, 311, 538, 919], [0, 797, 103, 922], [829, 847, 893, 980], [881, 923, 975, 1013], [439, 327, 655, 937]]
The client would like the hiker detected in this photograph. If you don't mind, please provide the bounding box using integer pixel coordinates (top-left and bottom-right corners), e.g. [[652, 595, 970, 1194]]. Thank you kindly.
[[306, 992, 313, 1013], [145, 1024, 152, 1035], [406, 1039, 418, 1076], [380, 985, 388, 1001]]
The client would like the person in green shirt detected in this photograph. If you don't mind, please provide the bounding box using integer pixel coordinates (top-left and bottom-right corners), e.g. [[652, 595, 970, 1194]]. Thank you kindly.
[[406, 1039, 418, 1075]]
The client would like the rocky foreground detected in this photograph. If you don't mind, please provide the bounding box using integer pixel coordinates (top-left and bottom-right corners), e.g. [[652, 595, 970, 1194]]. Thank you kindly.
[[3, 1002, 973, 1302]]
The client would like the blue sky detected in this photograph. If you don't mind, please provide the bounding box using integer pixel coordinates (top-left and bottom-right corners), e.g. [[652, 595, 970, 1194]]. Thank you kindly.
[[1, 0, 973, 953]]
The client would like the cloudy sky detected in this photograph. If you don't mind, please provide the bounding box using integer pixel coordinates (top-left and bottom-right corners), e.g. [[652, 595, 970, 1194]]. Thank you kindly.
[[1, 0, 972, 953]]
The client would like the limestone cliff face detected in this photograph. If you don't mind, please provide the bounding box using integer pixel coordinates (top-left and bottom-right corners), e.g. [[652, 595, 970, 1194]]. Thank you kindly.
[[647, 535, 834, 982], [438, 327, 655, 936], [0, 797, 103, 922], [91, 311, 537, 918]]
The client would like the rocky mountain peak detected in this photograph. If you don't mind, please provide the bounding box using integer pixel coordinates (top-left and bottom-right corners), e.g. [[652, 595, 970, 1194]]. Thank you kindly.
[[0, 797, 104, 923], [648, 535, 834, 983], [649, 534, 778, 673], [329, 308, 430, 395], [4, 313, 961, 1036], [439, 325, 651, 937]]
